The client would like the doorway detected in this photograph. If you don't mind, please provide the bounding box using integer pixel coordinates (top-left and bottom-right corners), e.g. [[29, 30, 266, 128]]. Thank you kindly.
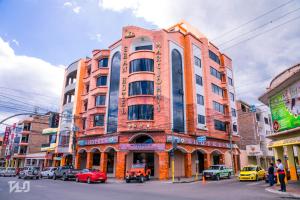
[[133, 152, 155, 176]]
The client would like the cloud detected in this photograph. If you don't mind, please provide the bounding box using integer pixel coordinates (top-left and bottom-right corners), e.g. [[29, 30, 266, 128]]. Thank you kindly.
[[63, 2, 72, 7], [89, 33, 102, 42], [11, 39, 19, 46], [73, 6, 81, 14], [0, 37, 65, 131], [98, 0, 300, 104]]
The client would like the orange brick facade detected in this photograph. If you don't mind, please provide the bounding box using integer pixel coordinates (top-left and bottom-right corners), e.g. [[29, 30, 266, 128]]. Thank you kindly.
[[60, 21, 240, 180]]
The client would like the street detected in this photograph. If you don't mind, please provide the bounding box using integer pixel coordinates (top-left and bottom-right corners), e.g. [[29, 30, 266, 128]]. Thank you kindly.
[[0, 177, 286, 200]]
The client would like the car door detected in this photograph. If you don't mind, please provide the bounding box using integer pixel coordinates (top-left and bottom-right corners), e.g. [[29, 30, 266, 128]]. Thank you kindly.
[[220, 166, 225, 177]]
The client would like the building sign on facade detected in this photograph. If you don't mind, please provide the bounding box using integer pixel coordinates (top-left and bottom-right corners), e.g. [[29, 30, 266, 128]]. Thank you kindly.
[[268, 136, 300, 148], [270, 80, 300, 132], [246, 145, 263, 156], [166, 135, 236, 149], [119, 143, 165, 151], [3, 126, 11, 145], [78, 136, 119, 146]]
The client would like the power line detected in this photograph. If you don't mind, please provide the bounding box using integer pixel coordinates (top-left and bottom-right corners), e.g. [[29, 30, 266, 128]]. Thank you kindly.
[[212, 0, 295, 41], [221, 14, 300, 50], [218, 6, 300, 47]]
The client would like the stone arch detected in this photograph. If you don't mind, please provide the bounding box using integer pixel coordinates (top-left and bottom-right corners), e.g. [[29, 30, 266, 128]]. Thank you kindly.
[[166, 146, 189, 153], [103, 146, 118, 153], [78, 148, 88, 154], [210, 149, 224, 165], [90, 147, 101, 153], [191, 148, 208, 154]]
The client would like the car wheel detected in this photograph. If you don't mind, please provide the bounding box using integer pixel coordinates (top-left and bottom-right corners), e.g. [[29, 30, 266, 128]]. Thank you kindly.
[[36, 176, 39, 179], [53, 174, 57, 180], [47, 175, 50, 179], [139, 176, 145, 183], [17, 175, 21, 179], [76, 177, 79, 182], [126, 179, 130, 183], [40, 175, 43, 179], [216, 174, 220, 181], [227, 173, 231, 179], [87, 177, 91, 184], [62, 174, 67, 181]]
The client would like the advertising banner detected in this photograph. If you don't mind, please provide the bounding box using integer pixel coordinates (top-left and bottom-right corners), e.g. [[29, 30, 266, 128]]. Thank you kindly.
[[3, 126, 11, 145], [119, 143, 165, 151], [78, 136, 118, 146], [270, 80, 300, 132]]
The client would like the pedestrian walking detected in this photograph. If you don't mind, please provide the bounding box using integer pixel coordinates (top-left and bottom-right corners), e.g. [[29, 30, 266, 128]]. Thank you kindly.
[[268, 163, 275, 186], [276, 159, 286, 192]]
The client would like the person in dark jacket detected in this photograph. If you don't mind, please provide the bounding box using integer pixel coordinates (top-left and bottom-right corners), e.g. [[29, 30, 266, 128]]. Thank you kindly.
[[268, 163, 275, 186]]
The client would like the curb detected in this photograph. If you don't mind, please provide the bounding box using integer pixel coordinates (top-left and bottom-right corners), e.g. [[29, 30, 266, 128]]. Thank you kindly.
[[265, 188, 300, 199]]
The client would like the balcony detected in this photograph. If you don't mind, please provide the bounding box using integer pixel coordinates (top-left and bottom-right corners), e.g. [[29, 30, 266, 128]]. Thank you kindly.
[[41, 143, 56, 151], [65, 82, 76, 93], [42, 128, 58, 135]]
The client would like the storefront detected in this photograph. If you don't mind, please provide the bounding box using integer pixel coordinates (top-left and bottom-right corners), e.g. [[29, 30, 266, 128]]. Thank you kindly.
[[75, 132, 240, 180]]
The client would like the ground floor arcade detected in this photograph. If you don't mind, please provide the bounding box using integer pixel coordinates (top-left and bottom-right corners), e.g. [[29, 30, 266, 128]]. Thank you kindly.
[[74, 133, 240, 180]]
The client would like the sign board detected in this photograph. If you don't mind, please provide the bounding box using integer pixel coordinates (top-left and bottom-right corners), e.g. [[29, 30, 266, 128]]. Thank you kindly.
[[166, 135, 236, 149], [249, 105, 256, 113], [196, 136, 207, 143], [268, 136, 300, 148], [3, 127, 11, 145], [119, 143, 165, 151], [270, 80, 300, 132], [246, 145, 263, 156], [78, 136, 118, 146]]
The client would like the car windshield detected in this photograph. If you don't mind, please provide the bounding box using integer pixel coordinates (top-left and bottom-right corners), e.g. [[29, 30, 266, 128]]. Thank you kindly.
[[242, 167, 256, 171], [208, 166, 220, 170], [132, 164, 145, 168]]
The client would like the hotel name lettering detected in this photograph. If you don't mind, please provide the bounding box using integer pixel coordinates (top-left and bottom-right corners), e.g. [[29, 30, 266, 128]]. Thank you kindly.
[[155, 42, 162, 112], [121, 46, 128, 114]]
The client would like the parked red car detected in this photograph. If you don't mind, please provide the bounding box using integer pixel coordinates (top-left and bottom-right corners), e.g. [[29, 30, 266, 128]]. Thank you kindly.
[[75, 169, 107, 184]]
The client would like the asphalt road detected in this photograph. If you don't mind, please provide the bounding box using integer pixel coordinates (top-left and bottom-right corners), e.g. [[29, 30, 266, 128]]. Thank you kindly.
[[0, 176, 288, 200]]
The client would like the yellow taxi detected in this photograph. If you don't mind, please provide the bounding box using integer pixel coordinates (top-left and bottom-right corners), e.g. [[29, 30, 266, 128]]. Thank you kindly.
[[238, 165, 266, 181]]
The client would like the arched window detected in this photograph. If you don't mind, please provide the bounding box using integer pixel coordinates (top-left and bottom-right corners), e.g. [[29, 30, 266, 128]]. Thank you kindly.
[[171, 49, 185, 133], [107, 52, 121, 133]]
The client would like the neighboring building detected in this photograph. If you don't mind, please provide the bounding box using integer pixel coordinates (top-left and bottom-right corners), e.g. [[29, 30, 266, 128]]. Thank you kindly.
[[237, 100, 274, 169], [12, 115, 50, 168], [259, 63, 300, 181], [0, 136, 4, 167], [59, 21, 240, 180], [41, 112, 60, 167]]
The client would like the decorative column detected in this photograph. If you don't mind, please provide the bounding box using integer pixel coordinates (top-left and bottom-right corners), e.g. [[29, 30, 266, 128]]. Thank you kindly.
[[184, 153, 192, 178], [286, 145, 298, 181], [74, 153, 81, 169], [61, 157, 66, 166], [100, 152, 107, 173], [157, 152, 169, 180], [86, 152, 93, 169], [115, 151, 126, 179], [273, 147, 285, 166], [204, 153, 211, 169]]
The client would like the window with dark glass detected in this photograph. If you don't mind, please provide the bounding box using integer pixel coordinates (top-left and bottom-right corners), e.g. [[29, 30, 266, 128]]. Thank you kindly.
[[98, 58, 109, 68], [194, 56, 201, 67], [233, 124, 237, 132], [231, 108, 237, 117], [212, 84, 224, 96], [264, 117, 269, 124], [107, 52, 121, 133], [87, 65, 91, 76], [228, 77, 233, 86], [256, 113, 260, 121], [171, 49, 185, 133], [214, 120, 226, 131], [230, 92, 235, 101], [197, 94, 204, 105], [82, 118, 86, 130], [209, 50, 220, 64], [213, 101, 224, 114], [86, 84, 89, 93], [195, 75, 203, 86], [83, 101, 88, 111], [210, 67, 222, 80], [94, 114, 104, 127], [128, 105, 154, 120], [95, 95, 106, 106], [96, 76, 107, 86], [135, 45, 153, 51], [129, 58, 154, 73], [128, 81, 154, 96], [198, 115, 205, 124]]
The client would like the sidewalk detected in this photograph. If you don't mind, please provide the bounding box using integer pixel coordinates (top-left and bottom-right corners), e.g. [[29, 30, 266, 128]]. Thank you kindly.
[[265, 181, 300, 198]]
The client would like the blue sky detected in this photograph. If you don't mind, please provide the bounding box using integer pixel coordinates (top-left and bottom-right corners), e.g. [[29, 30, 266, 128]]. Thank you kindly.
[[0, 0, 300, 132], [0, 0, 156, 65]]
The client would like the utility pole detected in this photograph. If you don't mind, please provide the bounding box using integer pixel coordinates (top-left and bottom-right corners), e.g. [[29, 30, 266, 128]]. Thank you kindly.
[[171, 128, 175, 183]]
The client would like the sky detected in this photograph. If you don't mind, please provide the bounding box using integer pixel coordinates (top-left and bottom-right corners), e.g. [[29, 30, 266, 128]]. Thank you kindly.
[[0, 0, 300, 132]]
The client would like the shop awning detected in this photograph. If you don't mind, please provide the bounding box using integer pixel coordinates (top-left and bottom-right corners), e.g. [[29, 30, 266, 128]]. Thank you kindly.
[[268, 136, 300, 148]]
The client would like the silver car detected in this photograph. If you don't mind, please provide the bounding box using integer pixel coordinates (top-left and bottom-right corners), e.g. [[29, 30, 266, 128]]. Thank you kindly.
[[18, 166, 40, 179], [0, 167, 6, 176], [3, 167, 16, 177], [40, 167, 57, 179]]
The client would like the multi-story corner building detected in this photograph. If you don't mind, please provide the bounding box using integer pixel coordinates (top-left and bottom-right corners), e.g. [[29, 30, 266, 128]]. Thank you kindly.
[[237, 100, 274, 169], [59, 21, 240, 179], [259, 63, 300, 181], [12, 115, 50, 168]]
